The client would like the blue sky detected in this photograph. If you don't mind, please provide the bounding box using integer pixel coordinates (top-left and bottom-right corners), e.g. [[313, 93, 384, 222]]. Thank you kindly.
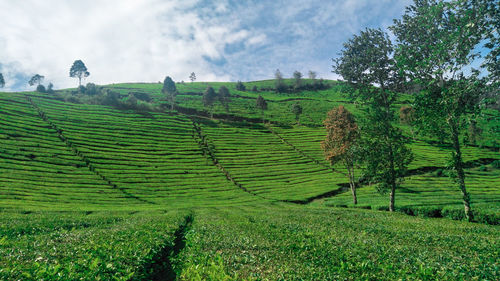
[[0, 0, 412, 91]]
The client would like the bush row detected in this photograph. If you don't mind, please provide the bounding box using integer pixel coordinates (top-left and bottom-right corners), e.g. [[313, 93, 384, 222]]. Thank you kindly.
[[327, 204, 499, 225]]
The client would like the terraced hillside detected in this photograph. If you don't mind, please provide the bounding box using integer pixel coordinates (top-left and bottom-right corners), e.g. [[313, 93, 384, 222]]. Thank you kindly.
[[0, 81, 499, 280]]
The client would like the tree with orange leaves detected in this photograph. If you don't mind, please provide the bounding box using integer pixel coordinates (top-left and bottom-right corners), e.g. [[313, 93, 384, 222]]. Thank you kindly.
[[322, 105, 361, 204]]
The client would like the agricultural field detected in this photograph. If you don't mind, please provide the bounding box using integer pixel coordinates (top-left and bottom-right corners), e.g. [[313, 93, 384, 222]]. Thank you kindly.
[[0, 80, 499, 280]]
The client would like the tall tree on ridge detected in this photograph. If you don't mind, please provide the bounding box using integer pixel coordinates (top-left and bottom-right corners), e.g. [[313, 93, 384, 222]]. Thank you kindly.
[[333, 28, 413, 212], [162, 76, 177, 110], [390, 0, 486, 221], [28, 74, 44, 87], [70, 60, 90, 87]]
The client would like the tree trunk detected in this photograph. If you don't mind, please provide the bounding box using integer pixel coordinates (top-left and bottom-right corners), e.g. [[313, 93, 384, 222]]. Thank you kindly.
[[389, 183, 396, 212], [450, 121, 473, 222]]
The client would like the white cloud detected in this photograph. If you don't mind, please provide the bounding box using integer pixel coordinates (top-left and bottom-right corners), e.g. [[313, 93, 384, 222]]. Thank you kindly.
[[0, 0, 411, 91], [0, 0, 252, 90]]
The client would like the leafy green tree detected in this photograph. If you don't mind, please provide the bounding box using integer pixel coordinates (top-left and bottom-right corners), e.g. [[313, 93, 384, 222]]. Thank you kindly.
[[47, 83, 54, 94], [291, 103, 302, 125], [478, 0, 499, 85], [218, 86, 231, 112], [162, 76, 177, 110], [236, 81, 246, 91], [0, 73, 4, 88], [322, 105, 361, 204], [203, 86, 217, 118], [391, 0, 485, 221], [333, 28, 413, 212], [28, 74, 44, 87], [293, 71, 302, 89], [256, 95, 267, 123], [308, 70, 317, 80], [189, 72, 196, 83], [70, 60, 90, 86], [275, 69, 287, 93]]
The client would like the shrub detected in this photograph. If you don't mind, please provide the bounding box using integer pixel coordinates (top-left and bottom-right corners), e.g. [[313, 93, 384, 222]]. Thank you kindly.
[[491, 160, 500, 169], [433, 169, 444, 177], [36, 84, 46, 93], [235, 81, 246, 91], [85, 83, 100, 96], [478, 165, 488, 172], [78, 85, 86, 93]]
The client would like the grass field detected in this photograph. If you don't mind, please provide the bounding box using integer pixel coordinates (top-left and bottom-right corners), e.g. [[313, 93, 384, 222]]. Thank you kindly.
[[0, 80, 498, 280]]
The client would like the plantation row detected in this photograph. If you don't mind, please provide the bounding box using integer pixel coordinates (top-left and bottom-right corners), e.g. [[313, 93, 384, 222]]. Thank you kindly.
[[25, 93, 261, 209], [0, 93, 132, 210]]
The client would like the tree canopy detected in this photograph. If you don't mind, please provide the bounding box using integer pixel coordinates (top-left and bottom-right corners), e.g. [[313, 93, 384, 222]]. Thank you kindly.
[[189, 72, 196, 83], [162, 76, 177, 110], [218, 86, 231, 112], [28, 74, 44, 86], [322, 105, 361, 204], [390, 0, 486, 221], [333, 27, 412, 212], [70, 60, 90, 86], [0, 73, 4, 88]]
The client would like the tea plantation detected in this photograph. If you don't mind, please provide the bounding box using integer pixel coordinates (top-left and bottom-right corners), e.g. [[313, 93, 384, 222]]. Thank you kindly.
[[0, 80, 498, 280]]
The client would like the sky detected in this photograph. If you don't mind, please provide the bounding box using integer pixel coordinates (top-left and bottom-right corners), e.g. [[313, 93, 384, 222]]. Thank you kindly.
[[0, 0, 412, 91]]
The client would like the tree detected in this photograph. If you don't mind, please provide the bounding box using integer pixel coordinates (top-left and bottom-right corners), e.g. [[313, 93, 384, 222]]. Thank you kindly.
[[36, 85, 46, 93], [333, 28, 413, 212], [391, 0, 485, 221], [236, 81, 246, 91], [256, 95, 267, 123], [47, 83, 54, 94], [0, 73, 4, 88], [308, 70, 317, 80], [162, 76, 177, 110], [28, 74, 44, 87], [218, 86, 231, 112], [189, 72, 196, 83], [322, 106, 361, 204], [291, 103, 302, 125], [478, 0, 499, 85], [293, 70, 302, 89], [274, 69, 287, 93], [203, 86, 217, 118], [70, 60, 90, 86]]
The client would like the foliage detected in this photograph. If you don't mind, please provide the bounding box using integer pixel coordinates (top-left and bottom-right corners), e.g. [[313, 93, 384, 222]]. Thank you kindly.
[[46, 83, 54, 94], [308, 70, 317, 80], [333, 27, 413, 211], [235, 81, 246, 91], [69, 60, 90, 86], [0, 73, 4, 88], [162, 76, 177, 110], [291, 103, 302, 123], [274, 69, 287, 93], [36, 84, 46, 93], [322, 106, 361, 204], [293, 70, 302, 89], [29, 74, 44, 87], [189, 72, 196, 83], [218, 86, 231, 112], [391, 0, 486, 221], [478, 0, 499, 85], [255, 95, 267, 111]]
